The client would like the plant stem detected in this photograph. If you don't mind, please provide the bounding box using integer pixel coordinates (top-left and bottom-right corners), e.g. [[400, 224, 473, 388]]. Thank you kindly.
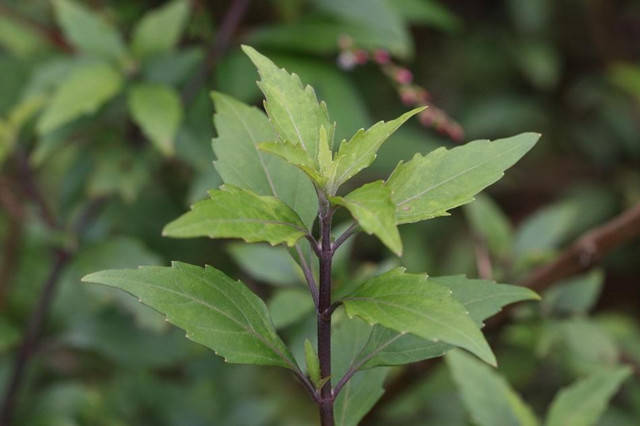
[[317, 199, 335, 426]]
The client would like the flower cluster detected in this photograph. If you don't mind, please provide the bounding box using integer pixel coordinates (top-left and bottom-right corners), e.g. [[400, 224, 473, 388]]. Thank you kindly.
[[337, 36, 464, 142]]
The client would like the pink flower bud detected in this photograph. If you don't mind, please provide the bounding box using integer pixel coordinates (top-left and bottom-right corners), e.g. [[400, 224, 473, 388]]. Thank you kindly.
[[354, 49, 369, 65], [399, 87, 417, 105], [338, 35, 354, 50], [394, 68, 413, 85], [373, 49, 390, 64]]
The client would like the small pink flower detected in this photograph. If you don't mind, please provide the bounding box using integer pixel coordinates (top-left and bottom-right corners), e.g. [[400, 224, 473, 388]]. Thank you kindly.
[[338, 35, 353, 50], [354, 49, 369, 65], [399, 87, 418, 105]]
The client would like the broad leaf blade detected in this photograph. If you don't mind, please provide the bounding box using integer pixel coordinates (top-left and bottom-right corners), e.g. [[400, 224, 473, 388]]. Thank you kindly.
[[331, 181, 402, 256], [211, 92, 317, 227], [387, 132, 539, 224], [131, 0, 190, 59], [37, 62, 122, 135], [359, 276, 539, 368], [258, 140, 324, 185], [545, 367, 631, 426], [342, 268, 497, 366], [82, 262, 297, 369], [331, 107, 424, 190], [447, 349, 539, 426], [242, 45, 333, 160], [53, 0, 126, 61], [128, 83, 183, 156], [464, 193, 514, 259], [163, 185, 307, 247]]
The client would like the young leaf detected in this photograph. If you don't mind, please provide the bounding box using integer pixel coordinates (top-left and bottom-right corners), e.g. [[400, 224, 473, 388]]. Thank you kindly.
[[545, 367, 631, 426], [242, 45, 333, 161], [541, 270, 603, 316], [82, 262, 298, 369], [330, 107, 424, 191], [342, 267, 497, 366], [37, 62, 123, 135], [304, 339, 322, 387], [128, 83, 183, 156], [349, 276, 539, 369], [258, 140, 324, 184], [447, 349, 539, 426], [211, 92, 317, 227], [53, 0, 126, 61], [387, 132, 539, 224], [330, 181, 402, 256], [131, 0, 190, 59], [162, 185, 308, 247]]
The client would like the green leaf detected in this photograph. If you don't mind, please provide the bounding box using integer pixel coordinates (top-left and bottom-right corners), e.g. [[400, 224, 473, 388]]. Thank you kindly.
[[53, 0, 126, 61], [464, 193, 514, 259], [37, 62, 123, 135], [388, 0, 462, 32], [211, 92, 317, 227], [82, 261, 297, 369], [348, 276, 539, 369], [331, 181, 402, 256], [242, 45, 333, 162], [387, 132, 539, 224], [131, 0, 190, 59], [268, 288, 314, 329], [304, 339, 322, 387], [342, 267, 497, 366], [545, 367, 631, 426], [228, 243, 302, 286], [541, 270, 603, 316], [332, 313, 389, 426], [128, 83, 183, 156], [447, 349, 539, 426], [0, 317, 20, 352], [162, 185, 308, 247], [330, 107, 424, 191]]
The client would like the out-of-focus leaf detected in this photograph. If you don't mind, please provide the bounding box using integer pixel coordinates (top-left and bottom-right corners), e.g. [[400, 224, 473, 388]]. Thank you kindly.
[[228, 243, 302, 285], [37, 62, 123, 135], [268, 288, 314, 329], [331, 181, 402, 255], [546, 367, 631, 426], [87, 146, 150, 202], [131, 0, 190, 59], [507, 0, 550, 33], [541, 270, 603, 315], [332, 313, 389, 426], [211, 92, 317, 227], [0, 318, 19, 352], [388, 0, 461, 32], [0, 95, 46, 164], [387, 133, 539, 224], [311, 0, 412, 59], [83, 261, 298, 369], [342, 267, 496, 365], [447, 349, 539, 426], [163, 185, 308, 247], [0, 16, 49, 57], [143, 47, 203, 85], [304, 339, 321, 387], [514, 40, 561, 90], [464, 193, 514, 259], [539, 318, 619, 376], [128, 83, 183, 156], [609, 63, 640, 102], [53, 0, 126, 61]]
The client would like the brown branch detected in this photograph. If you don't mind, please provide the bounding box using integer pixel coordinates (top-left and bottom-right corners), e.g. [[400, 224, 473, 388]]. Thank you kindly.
[[0, 4, 72, 53], [0, 177, 24, 308], [181, 0, 252, 104], [364, 202, 640, 422]]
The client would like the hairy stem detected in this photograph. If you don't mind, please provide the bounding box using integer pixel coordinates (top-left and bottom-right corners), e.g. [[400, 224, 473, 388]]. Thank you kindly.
[[317, 198, 335, 426]]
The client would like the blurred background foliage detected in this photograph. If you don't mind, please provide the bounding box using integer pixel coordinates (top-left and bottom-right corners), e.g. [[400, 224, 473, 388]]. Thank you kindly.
[[1, 0, 639, 425]]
